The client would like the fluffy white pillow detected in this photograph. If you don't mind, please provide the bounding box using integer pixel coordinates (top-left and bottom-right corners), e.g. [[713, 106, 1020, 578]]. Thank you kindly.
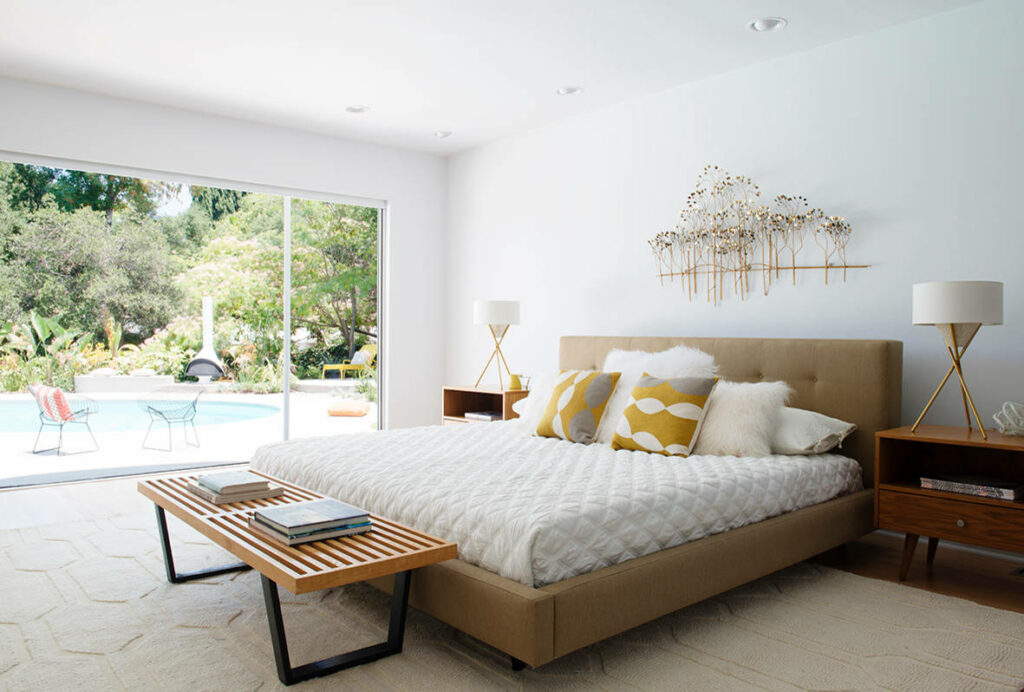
[[509, 372, 559, 431], [692, 381, 792, 457], [772, 407, 857, 455], [596, 345, 717, 444]]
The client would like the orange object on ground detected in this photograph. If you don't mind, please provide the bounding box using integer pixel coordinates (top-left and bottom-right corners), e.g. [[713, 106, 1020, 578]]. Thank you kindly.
[[327, 400, 370, 417]]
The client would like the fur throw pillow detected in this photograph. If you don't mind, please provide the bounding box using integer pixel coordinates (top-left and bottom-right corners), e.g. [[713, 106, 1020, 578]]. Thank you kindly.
[[692, 380, 792, 457]]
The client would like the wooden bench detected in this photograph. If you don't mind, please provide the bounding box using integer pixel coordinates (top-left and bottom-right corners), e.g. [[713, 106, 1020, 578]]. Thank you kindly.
[[138, 472, 456, 685]]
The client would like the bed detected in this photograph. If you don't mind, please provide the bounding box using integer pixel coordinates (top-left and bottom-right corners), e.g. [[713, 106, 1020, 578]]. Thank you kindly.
[[251, 336, 903, 667]]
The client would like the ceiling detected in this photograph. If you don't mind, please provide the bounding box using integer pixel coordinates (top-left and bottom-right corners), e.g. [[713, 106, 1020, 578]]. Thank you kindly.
[[0, 0, 980, 155]]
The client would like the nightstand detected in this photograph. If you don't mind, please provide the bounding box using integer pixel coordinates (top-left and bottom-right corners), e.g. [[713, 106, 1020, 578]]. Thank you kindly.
[[441, 386, 530, 426], [875, 424, 1024, 581]]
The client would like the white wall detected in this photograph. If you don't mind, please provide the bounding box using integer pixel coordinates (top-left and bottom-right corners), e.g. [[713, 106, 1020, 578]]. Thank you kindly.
[[446, 0, 1024, 428], [0, 77, 446, 428]]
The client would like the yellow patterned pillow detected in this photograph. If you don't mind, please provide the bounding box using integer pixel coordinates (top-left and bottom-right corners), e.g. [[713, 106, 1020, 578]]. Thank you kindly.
[[611, 373, 717, 456], [536, 370, 621, 444]]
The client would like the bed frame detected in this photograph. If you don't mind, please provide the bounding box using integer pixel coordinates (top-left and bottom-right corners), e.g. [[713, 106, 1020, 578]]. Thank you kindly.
[[367, 336, 903, 667]]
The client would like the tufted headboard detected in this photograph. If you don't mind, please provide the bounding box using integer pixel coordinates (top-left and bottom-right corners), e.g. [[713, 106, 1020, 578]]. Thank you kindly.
[[559, 336, 903, 487]]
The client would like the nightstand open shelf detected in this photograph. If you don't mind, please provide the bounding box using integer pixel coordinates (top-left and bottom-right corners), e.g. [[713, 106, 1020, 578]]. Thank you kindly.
[[441, 386, 529, 426], [875, 425, 1024, 581]]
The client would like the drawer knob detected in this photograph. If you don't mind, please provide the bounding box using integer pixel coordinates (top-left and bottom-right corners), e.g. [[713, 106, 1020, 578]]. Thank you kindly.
[[956, 519, 966, 528]]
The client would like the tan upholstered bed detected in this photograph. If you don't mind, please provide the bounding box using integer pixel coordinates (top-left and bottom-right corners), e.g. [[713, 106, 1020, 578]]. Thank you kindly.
[[363, 336, 903, 667]]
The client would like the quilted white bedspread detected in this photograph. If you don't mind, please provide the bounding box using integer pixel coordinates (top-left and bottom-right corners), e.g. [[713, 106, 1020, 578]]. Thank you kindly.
[[250, 422, 862, 587]]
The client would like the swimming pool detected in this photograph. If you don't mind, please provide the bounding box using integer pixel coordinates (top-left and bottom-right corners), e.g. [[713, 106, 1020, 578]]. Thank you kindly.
[[1, 399, 279, 433]]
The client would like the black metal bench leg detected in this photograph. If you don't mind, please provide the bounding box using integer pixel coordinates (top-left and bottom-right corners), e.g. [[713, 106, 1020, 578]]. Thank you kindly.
[[262, 570, 413, 686], [154, 505, 251, 583]]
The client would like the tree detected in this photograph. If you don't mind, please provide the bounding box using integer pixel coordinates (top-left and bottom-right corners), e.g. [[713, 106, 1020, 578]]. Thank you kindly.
[[3, 207, 182, 340], [291, 201, 378, 358], [52, 170, 165, 223], [5, 163, 58, 212], [190, 186, 248, 221]]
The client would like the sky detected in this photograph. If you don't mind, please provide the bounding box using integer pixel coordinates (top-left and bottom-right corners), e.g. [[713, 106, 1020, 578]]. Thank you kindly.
[[156, 184, 191, 217]]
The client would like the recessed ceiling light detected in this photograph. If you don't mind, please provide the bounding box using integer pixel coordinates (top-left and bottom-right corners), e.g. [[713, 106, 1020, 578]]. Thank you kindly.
[[345, 104, 370, 114], [748, 16, 787, 32], [556, 86, 583, 96], [434, 130, 453, 139]]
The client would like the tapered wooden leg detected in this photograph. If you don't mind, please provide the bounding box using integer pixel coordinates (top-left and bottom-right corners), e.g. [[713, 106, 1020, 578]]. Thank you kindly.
[[926, 537, 939, 566], [899, 533, 919, 581]]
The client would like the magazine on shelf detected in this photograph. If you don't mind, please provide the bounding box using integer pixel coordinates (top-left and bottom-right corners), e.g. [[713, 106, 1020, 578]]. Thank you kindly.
[[463, 410, 503, 421], [248, 517, 372, 545], [196, 470, 270, 494], [254, 498, 370, 535], [920, 475, 1023, 501], [187, 481, 284, 504]]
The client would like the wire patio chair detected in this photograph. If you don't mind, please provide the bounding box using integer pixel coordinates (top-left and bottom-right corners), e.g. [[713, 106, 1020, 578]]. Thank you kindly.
[[139, 387, 203, 451], [27, 384, 99, 455]]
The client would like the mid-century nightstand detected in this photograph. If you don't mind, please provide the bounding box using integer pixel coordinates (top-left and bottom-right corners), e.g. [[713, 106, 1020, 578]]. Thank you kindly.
[[875, 424, 1024, 581], [441, 385, 529, 426]]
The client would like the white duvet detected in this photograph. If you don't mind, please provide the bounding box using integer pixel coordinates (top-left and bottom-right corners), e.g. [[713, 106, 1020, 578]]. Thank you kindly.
[[250, 422, 862, 587]]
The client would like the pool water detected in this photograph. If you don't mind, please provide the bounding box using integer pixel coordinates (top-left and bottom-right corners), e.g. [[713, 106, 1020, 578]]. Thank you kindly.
[[2, 399, 279, 433]]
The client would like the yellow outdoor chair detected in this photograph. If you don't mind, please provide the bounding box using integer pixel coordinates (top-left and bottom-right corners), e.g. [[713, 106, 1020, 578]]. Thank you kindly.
[[322, 343, 377, 379]]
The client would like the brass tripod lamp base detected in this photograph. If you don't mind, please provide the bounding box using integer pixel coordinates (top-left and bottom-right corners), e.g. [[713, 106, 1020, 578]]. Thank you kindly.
[[472, 300, 520, 390], [910, 282, 1003, 439]]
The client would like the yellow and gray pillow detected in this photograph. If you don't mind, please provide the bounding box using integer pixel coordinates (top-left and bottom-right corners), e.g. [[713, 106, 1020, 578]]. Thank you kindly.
[[536, 370, 621, 444], [611, 374, 717, 456]]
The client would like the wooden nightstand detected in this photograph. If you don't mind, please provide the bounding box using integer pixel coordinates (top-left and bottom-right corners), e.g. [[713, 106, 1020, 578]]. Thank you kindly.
[[441, 386, 530, 426], [875, 424, 1024, 581]]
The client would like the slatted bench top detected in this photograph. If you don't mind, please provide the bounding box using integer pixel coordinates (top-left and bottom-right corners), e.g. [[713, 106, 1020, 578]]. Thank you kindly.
[[138, 471, 457, 594]]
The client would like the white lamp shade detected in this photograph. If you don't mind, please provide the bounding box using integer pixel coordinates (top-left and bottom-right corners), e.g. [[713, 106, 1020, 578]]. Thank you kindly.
[[912, 281, 1003, 325], [473, 300, 520, 326]]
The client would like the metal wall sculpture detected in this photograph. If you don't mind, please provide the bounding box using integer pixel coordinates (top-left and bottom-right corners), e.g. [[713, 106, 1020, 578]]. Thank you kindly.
[[650, 166, 867, 304]]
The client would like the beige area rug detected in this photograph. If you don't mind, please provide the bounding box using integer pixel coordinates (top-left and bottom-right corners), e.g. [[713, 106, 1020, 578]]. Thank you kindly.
[[1, 511, 1022, 692]]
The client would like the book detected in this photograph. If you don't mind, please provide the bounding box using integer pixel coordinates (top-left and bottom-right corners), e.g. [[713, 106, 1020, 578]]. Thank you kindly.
[[254, 498, 370, 535], [247, 517, 372, 545], [920, 475, 1023, 501], [196, 470, 270, 494], [463, 410, 503, 421], [187, 480, 284, 504]]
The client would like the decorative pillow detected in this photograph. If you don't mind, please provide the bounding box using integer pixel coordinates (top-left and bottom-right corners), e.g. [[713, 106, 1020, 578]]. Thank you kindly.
[[31, 385, 75, 422], [536, 370, 621, 444], [772, 407, 857, 455], [510, 372, 558, 429], [611, 374, 717, 456], [596, 345, 717, 444], [692, 381, 792, 457], [130, 367, 156, 377]]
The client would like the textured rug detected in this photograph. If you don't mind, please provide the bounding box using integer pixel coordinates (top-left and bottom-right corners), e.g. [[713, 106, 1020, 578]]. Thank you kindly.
[[1, 511, 1022, 691]]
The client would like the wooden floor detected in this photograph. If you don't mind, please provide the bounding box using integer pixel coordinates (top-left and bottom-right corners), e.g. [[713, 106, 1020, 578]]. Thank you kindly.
[[3, 475, 1023, 614], [812, 531, 1024, 614]]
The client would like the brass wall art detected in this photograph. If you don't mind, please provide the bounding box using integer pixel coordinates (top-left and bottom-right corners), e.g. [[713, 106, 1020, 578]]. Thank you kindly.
[[650, 165, 867, 304]]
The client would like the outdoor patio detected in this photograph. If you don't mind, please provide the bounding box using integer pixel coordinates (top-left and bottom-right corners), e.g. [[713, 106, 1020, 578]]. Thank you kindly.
[[1, 382, 376, 487]]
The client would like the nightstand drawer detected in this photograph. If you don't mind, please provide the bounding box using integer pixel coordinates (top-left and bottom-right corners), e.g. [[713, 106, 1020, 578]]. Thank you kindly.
[[878, 490, 1024, 552]]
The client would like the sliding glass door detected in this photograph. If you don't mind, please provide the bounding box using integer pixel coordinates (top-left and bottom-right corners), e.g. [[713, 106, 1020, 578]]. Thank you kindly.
[[0, 159, 381, 486]]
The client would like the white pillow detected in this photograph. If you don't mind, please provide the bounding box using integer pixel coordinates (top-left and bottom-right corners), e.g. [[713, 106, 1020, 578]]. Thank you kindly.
[[772, 407, 857, 455], [692, 381, 792, 457], [90, 367, 116, 377], [131, 367, 156, 377], [596, 345, 718, 444], [509, 372, 559, 431]]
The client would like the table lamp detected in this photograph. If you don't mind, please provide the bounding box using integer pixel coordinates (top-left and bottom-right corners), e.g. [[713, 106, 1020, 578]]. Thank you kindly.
[[911, 281, 1003, 438], [473, 300, 519, 389]]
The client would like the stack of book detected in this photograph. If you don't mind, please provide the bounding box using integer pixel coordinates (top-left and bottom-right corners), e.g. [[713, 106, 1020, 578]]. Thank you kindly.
[[187, 470, 284, 504], [249, 498, 372, 545], [920, 474, 1023, 501]]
